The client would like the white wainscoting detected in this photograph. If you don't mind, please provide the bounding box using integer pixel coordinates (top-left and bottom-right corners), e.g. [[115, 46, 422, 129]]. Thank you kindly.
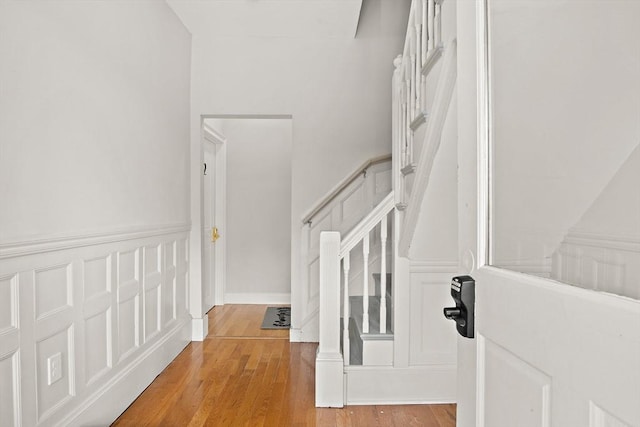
[[343, 261, 459, 404], [408, 262, 458, 367], [552, 231, 640, 300], [0, 224, 190, 426]]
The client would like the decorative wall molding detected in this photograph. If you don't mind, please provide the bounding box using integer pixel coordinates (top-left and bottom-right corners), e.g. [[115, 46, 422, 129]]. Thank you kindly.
[[563, 230, 640, 253], [56, 318, 190, 427], [0, 228, 190, 426], [0, 223, 191, 260], [203, 123, 227, 145], [302, 154, 392, 225], [552, 231, 640, 300], [408, 268, 458, 368]]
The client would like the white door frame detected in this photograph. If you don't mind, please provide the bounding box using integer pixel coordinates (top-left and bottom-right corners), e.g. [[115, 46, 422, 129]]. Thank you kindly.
[[203, 122, 227, 307]]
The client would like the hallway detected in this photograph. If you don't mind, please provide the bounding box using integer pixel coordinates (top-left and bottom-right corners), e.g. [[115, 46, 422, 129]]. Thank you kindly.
[[112, 305, 456, 426]]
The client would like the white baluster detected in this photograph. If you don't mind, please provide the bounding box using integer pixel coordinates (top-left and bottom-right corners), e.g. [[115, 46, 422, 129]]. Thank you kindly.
[[403, 75, 411, 165], [409, 54, 416, 121], [343, 252, 351, 366], [408, 121, 414, 165], [379, 216, 387, 334], [362, 233, 370, 334], [434, 2, 442, 48], [401, 102, 407, 167], [427, 0, 435, 52], [421, 0, 428, 62], [405, 77, 411, 163], [414, 21, 422, 116]]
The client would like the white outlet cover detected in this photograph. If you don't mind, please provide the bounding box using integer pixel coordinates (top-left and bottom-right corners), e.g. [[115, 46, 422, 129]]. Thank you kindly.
[[47, 352, 63, 385]]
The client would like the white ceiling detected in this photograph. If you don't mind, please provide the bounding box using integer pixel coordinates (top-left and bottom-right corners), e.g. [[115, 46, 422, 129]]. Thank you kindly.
[[166, 0, 364, 39]]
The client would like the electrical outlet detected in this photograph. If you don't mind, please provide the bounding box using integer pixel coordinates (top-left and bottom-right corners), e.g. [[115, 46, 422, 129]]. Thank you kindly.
[[47, 353, 63, 385]]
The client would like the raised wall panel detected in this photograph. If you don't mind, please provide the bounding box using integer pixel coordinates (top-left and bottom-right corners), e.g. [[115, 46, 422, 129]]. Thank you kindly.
[[309, 212, 332, 255], [0, 275, 17, 333], [163, 242, 177, 325], [0, 351, 19, 426], [409, 272, 457, 366], [144, 288, 160, 341], [117, 249, 140, 361], [118, 250, 138, 285], [340, 184, 366, 224], [553, 237, 639, 299], [176, 239, 189, 312], [84, 256, 110, 300], [375, 169, 393, 195], [145, 245, 161, 276], [36, 326, 74, 421], [35, 264, 72, 319], [144, 245, 162, 341], [84, 309, 111, 385], [481, 337, 551, 427], [117, 296, 139, 361], [308, 257, 320, 304]]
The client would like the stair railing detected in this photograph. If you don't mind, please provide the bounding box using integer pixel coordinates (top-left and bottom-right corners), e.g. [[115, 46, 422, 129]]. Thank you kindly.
[[297, 155, 392, 342], [339, 192, 395, 350], [393, 0, 445, 210], [316, 192, 395, 407]]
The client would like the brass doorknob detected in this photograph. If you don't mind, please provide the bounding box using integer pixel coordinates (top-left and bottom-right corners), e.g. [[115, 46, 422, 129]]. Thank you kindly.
[[212, 227, 220, 242]]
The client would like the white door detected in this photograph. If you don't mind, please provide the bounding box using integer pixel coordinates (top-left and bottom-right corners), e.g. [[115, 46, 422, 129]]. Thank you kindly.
[[203, 141, 217, 312], [456, 1, 640, 426]]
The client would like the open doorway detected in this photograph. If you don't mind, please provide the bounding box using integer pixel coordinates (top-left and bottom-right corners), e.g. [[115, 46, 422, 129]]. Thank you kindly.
[[201, 116, 293, 308]]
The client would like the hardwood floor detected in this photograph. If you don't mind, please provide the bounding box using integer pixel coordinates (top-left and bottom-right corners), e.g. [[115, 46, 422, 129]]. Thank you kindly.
[[112, 305, 456, 426]]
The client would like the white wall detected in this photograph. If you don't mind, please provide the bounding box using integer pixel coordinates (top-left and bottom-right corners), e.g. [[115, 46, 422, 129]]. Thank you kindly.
[[217, 119, 293, 302], [0, 1, 191, 243], [188, 0, 410, 326], [0, 1, 192, 425]]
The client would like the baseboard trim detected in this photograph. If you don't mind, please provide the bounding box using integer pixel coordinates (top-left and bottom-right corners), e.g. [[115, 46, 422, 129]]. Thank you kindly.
[[224, 293, 291, 305], [191, 314, 209, 341], [289, 327, 319, 343], [55, 317, 191, 427]]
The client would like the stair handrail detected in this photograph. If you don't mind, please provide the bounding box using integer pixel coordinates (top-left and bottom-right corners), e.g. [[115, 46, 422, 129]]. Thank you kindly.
[[339, 192, 395, 258], [302, 154, 392, 225]]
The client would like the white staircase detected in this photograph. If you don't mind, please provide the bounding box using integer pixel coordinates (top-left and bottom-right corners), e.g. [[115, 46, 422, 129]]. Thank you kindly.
[[316, 0, 459, 408], [348, 273, 394, 366], [292, 155, 392, 343]]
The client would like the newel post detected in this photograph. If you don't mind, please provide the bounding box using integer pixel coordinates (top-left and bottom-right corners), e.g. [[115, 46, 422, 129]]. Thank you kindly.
[[315, 231, 344, 408]]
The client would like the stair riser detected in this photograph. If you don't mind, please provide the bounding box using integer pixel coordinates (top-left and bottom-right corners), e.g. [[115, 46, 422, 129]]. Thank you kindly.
[[362, 340, 393, 366]]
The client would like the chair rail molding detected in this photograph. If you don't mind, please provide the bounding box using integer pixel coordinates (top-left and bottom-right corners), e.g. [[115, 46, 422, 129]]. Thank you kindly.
[[0, 223, 191, 260]]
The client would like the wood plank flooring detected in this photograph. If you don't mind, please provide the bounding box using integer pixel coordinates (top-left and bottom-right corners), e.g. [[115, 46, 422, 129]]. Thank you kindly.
[[112, 305, 456, 426]]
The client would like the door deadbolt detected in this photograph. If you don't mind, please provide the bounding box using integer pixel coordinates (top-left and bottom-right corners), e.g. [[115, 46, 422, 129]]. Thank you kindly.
[[444, 275, 475, 338]]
